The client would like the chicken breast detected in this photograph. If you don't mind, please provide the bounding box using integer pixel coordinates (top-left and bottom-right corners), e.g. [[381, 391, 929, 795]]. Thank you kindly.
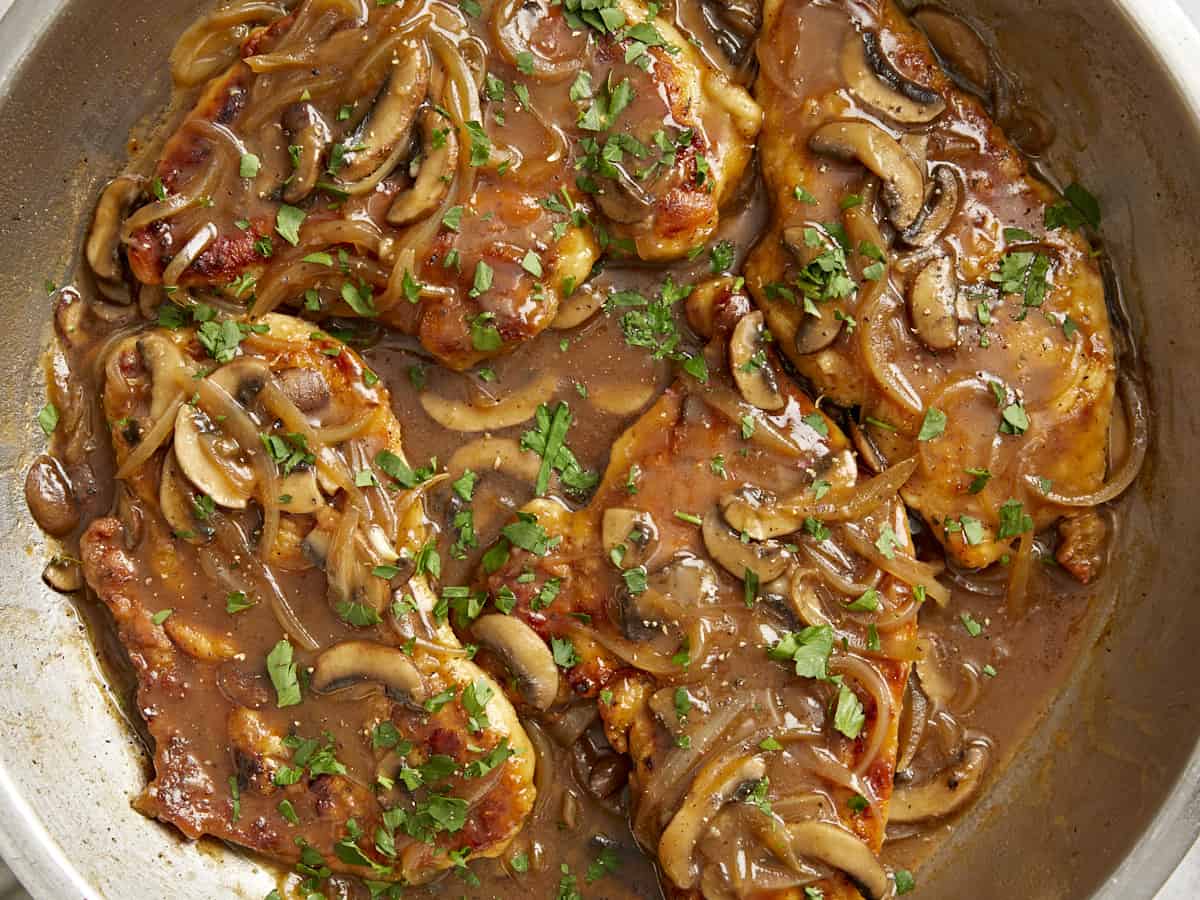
[[473, 282, 923, 898], [744, 0, 1116, 570], [118, 1, 598, 371], [81, 312, 535, 886], [107, 0, 759, 372]]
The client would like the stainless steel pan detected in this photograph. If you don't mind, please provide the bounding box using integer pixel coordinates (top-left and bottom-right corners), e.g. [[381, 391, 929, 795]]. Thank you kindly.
[[1, 0, 1198, 896]]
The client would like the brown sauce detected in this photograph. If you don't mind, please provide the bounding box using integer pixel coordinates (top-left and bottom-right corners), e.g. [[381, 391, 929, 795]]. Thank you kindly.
[[24, 0, 1143, 897]]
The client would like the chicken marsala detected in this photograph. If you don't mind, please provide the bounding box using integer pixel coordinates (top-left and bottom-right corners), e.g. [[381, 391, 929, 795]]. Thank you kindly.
[[24, 0, 1148, 897]]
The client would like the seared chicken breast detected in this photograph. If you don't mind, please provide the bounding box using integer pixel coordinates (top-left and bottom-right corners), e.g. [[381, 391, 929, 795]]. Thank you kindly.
[[745, 0, 1116, 570], [473, 283, 925, 898], [81, 312, 534, 885]]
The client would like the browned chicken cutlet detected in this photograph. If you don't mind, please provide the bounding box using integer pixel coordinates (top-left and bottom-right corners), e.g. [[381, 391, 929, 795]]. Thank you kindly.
[[469, 282, 929, 898], [80, 312, 535, 886], [103, 0, 758, 372], [745, 0, 1117, 572]]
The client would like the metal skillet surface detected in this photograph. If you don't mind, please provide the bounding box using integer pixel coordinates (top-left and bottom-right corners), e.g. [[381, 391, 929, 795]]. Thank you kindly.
[[0, 0, 1199, 899]]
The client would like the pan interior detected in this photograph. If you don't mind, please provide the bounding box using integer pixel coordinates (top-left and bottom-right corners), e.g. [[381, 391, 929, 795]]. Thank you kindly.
[[0, 1, 1196, 898]]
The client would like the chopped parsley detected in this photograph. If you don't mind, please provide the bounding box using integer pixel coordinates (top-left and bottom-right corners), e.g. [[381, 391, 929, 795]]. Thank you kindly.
[[833, 682, 866, 739], [36, 402, 58, 436], [768, 624, 833, 680], [1044, 182, 1101, 232], [275, 204, 306, 246], [918, 407, 947, 441], [266, 639, 301, 708], [551, 635, 580, 669]]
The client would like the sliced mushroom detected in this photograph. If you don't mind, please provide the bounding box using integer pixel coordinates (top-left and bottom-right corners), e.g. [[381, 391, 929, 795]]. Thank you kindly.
[[86, 174, 145, 302], [387, 108, 459, 226], [595, 165, 657, 225], [810, 121, 925, 230], [701, 508, 790, 582], [841, 30, 946, 125], [43, 557, 83, 593], [279, 467, 324, 513], [730, 311, 786, 411], [339, 42, 430, 187], [25, 455, 79, 537], [907, 255, 959, 351], [277, 367, 331, 414], [173, 404, 256, 509], [890, 742, 990, 823], [912, 6, 993, 95], [302, 526, 332, 569], [472, 614, 560, 711], [160, 449, 215, 543], [310, 640, 426, 703], [138, 332, 191, 420], [602, 508, 660, 569], [895, 673, 929, 773], [658, 754, 767, 889], [787, 821, 889, 900], [420, 373, 558, 432], [900, 164, 961, 248], [209, 357, 271, 406], [654, 555, 720, 604], [281, 102, 331, 205]]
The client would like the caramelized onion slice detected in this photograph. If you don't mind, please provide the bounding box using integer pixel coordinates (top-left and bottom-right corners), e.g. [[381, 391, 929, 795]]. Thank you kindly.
[[841, 522, 951, 607], [421, 373, 558, 432], [722, 457, 919, 540], [170, 1, 285, 87], [1031, 373, 1148, 507], [658, 754, 767, 889]]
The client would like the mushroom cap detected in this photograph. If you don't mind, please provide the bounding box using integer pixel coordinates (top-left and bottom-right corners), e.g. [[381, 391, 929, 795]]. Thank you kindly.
[[889, 741, 990, 823], [338, 41, 430, 188], [907, 254, 959, 351], [159, 448, 215, 543], [658, 753, 768, 888], [602, 507, 660, 569], [173, 403, 255, 510], [472, 614, 560, 711], [900, 164, 961, 248], [809, 120, 926, 231], [841, 30, 947, 125], [85, 174, 145, 294], [311, 640, 427, 704], [730, 311, 787, 411], [786, 820, 890, 900], [387, 107, 459, 226], [702, 507, 791, 582]]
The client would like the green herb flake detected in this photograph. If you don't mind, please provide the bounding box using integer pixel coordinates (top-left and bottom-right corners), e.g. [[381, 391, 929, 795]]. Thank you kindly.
[[768, 624, 833, 680], [275, 204, 306, 246], [36, 402, 59, 436], [961, 612, 984, 637], [266, 639, 302, 708], [918, 407, 947, 441], [833, 682, 866, 739], [225, 591, 255, 614]]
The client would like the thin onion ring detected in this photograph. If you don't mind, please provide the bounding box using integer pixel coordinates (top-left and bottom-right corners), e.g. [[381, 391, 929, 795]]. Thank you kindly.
[[1030, 373, 1148, 507]]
